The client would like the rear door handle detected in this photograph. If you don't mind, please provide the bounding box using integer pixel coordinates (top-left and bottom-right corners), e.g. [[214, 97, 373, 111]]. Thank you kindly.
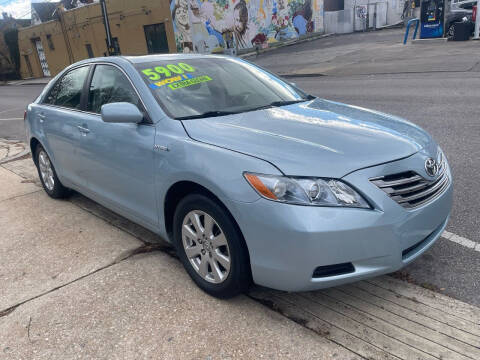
[[38, 113, 46, 123], [77, 125, 90, 134]]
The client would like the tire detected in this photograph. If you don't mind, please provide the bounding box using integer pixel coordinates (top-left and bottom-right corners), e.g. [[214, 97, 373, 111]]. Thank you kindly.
[[447, 23, 455, 40], [173, 193, 251, 298], [35, 144, 70, 199]]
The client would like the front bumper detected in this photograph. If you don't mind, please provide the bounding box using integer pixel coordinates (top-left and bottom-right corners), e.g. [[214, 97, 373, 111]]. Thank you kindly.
[[225, 152, 453, 292]]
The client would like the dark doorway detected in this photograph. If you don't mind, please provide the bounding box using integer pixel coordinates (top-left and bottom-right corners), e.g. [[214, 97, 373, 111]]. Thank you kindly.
[[144, 23, 169, 54]]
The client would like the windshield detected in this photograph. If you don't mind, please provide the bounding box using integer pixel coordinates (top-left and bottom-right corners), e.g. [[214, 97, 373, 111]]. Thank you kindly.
[[135, 57, 312, 119]]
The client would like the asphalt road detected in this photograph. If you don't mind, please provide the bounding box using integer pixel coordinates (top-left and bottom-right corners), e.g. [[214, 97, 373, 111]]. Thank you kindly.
[[0, 84, 43, 141], [0, 31, 478, 306]]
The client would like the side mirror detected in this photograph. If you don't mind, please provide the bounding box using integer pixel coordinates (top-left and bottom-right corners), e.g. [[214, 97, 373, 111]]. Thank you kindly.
[[101, 102, 143, 124]]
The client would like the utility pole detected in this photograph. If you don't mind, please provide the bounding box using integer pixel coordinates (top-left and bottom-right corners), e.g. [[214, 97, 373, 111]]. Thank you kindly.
[[57, 4, 74, 64], [100, 0, 115, 55], [474, 0, 480, 39]]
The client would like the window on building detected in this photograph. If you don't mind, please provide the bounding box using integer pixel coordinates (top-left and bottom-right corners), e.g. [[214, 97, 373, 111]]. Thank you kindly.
[[46, 34, 55, 50], [87, 65, 140, 114], [44, 66, 90, 109], [324, 0, 344, 11], [144, 23, 169, 54], [86, 44, 94, 58]]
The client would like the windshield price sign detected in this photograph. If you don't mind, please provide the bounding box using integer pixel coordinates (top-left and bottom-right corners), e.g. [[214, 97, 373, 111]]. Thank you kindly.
[[141, 63, 211, 90]]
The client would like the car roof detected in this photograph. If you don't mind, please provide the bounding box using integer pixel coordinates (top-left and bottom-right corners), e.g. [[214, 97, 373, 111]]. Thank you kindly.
[[123, 53, 229, 64], [66, 54, 232, 70]]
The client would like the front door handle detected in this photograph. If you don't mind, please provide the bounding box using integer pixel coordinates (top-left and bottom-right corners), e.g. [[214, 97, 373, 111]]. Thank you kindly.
[[77, 125, 90, 134]]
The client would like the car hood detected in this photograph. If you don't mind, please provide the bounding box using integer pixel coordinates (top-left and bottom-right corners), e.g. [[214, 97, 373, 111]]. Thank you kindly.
[[181, 99, 435, 178]]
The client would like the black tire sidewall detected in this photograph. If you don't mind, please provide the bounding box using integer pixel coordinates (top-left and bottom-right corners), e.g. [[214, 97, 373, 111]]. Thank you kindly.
[[173, 194, 251, 298]]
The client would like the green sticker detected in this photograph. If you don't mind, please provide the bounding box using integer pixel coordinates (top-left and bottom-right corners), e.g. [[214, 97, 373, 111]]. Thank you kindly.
[[168, 75, 212, 90]]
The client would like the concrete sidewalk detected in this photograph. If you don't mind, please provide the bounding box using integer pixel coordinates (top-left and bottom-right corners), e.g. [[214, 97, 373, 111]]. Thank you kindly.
[[250, 28, 480, 78], [1, 155, 480, 359], [0, 139, 29, 165], [0, 159, 355, 359]]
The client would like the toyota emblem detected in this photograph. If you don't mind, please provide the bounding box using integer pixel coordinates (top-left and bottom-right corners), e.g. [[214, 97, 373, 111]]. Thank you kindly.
[[425, 158, 438, 177]]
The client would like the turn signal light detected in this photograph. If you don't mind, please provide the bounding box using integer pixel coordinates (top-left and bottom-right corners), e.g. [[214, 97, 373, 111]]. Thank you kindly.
[[244, 173, 278, 200]]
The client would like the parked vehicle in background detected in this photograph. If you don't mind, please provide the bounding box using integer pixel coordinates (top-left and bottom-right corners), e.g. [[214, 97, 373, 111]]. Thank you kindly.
[[25, 54, 453, 298], [446, 0, 476, 38]]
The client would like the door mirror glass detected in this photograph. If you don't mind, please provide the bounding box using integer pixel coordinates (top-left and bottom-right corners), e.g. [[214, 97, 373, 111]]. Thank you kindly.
[[101, 102, 143, 124]]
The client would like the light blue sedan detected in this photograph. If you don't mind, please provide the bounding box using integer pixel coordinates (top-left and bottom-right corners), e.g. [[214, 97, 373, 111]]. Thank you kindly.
[[25, 54, 452, 298]]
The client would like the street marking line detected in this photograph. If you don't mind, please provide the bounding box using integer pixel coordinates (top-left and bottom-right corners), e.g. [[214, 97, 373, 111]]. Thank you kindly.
[[442, 231, 480, 252], [0, 107, 24, 115], [0, 118, 23, 121]]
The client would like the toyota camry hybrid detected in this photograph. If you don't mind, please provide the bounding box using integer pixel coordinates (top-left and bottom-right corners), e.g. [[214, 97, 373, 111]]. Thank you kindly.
[[25, 54, 453, 298]]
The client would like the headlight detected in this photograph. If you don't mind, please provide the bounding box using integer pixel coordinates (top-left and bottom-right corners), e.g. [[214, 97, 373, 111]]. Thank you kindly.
[[244, 173, 370, 208]]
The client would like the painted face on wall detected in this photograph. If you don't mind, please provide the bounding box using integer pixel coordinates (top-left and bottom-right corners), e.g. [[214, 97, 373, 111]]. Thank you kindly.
[[234, 8, 246, 33]]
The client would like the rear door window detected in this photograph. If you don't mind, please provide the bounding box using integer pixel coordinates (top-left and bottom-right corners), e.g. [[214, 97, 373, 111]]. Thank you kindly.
[[44, 66, 89, 109]]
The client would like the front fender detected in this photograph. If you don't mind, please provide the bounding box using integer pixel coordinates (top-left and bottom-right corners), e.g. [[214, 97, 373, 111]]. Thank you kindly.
[[155, 130, 282, 239]]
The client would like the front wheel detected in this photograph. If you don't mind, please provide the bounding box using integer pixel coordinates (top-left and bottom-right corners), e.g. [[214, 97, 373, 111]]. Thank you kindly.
[[173, 194, 251, 298]]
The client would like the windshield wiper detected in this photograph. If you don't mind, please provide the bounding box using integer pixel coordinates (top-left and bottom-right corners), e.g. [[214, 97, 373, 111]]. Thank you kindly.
[[248, 99, 312, 112], [176, 96, 317, 120], [175, 110, 238, 120]]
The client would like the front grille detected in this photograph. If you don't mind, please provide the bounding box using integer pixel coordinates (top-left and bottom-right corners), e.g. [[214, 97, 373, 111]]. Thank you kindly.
[[370, 160, 449, 209]]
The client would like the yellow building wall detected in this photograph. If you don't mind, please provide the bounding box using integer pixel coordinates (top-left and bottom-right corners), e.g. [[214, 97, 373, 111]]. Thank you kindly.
[[18, 0, 176, 79], [18, 20, 72, 78]]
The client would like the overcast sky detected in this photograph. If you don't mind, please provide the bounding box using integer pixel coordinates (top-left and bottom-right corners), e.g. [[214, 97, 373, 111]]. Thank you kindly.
[[0, 0, 43, 19]]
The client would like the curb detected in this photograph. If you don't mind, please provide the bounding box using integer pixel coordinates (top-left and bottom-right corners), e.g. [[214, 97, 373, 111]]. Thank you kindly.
[[2, 82, 50, 86], [4, 77, 51, 86]]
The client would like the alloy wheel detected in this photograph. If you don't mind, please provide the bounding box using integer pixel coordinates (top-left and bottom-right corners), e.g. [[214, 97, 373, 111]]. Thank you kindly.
[[38, 150, 55, 191], [181, 210, 231, 283], [447, 25, 455, 40]]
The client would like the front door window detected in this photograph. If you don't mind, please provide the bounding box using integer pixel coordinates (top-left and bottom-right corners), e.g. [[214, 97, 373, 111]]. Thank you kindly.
[[87, 65, 140, 114]]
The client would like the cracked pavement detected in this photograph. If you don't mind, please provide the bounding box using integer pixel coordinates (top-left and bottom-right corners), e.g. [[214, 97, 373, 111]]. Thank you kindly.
[[0, 158, 356, 359]]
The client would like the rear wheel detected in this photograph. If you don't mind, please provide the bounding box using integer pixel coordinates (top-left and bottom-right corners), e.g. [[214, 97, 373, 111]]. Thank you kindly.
[[35, 144, 70, 199], [173, 194, 251, 298], [447, 23, 455, 40]]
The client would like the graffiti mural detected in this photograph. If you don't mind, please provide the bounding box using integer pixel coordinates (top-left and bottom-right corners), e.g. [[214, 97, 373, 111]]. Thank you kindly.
[[170, 0, 324, 53]]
